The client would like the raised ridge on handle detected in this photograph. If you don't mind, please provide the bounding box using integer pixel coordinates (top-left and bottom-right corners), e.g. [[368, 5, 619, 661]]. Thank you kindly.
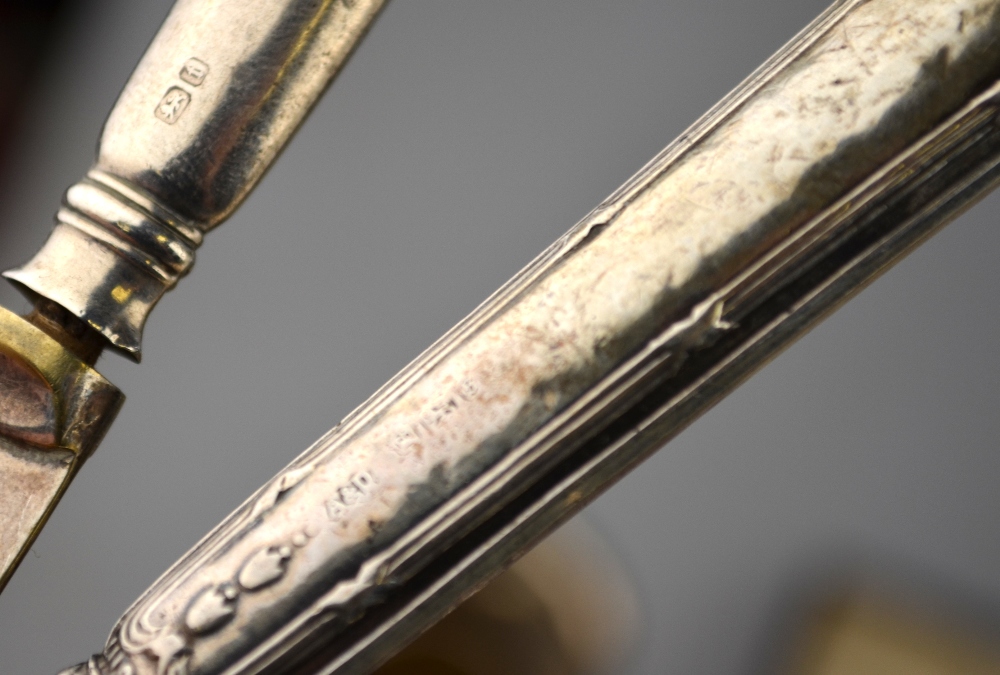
[[4, 171, 199, 359]]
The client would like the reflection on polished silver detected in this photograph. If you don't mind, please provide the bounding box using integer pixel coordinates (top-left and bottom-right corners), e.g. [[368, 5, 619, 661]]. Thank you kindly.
[[61, 1, 1000, 674], [4, 0, 386, 359]]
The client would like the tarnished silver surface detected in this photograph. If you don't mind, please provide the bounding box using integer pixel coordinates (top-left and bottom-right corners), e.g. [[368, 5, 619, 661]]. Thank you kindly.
[[61, 1, 1000, 674], [5, 0, 386, 359]]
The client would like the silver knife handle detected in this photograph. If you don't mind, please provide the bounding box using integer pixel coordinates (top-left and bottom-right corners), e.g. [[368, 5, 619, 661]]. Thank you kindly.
[[5, 0, 385, 359]]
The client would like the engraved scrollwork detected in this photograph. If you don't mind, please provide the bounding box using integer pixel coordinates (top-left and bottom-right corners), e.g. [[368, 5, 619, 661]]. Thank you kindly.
[[57, 634, 138, 675], [111, 461, 319, 673], [103, 634, 138, 675], [142, 633, 189, 675], [107, 531, 306, 675]]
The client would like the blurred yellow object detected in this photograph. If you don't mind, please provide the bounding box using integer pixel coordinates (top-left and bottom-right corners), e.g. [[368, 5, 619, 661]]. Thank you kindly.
[[374, 519, 640, 675], [792, 595, 1000, 675]]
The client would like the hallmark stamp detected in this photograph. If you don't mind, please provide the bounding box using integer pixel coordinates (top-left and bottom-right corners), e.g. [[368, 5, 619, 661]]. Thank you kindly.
[[155, 87, 191, 124], [179, 58, 209, 86], [325, 471, 376, 523], [390, 378, 480, 458]]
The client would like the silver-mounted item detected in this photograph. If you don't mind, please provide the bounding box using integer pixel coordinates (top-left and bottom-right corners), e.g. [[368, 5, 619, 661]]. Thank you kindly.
[[5, 0, 386, 359], [53, 1, 1000, 673], [0, 0, 386, 594]]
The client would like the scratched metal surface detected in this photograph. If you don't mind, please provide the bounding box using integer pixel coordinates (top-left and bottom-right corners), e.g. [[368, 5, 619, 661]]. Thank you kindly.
[[1, 0, 999, 673]]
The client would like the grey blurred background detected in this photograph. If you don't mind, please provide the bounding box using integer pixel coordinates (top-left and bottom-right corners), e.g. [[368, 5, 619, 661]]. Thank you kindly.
[[1, 0, 999, 672]]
